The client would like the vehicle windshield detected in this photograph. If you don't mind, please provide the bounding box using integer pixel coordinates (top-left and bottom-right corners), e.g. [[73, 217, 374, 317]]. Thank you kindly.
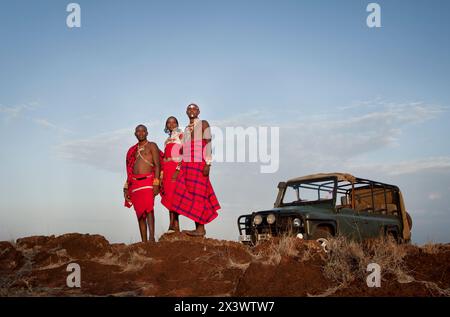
[[282, 178, 335, 206]]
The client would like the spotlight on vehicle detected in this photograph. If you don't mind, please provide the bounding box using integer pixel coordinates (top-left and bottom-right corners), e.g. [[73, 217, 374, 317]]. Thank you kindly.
[[267, 214, 276, 224], [293, 218, 301, 227], [253, 214, 263, 225]]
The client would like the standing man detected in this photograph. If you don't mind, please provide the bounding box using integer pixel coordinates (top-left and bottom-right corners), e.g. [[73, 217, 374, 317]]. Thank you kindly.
[[124, 125, 161, 242], [172, 103, 221, 237]]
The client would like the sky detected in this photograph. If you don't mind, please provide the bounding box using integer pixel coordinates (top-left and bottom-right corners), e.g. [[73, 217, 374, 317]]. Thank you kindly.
[[1, 0, 449, 244]]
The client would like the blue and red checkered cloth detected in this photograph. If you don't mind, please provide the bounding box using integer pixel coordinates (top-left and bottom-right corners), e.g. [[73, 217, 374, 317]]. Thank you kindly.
[[171, 140, 221, 224]]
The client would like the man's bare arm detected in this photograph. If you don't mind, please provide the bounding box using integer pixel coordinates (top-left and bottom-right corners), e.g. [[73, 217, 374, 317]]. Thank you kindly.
[[202, 120, 212, 160], [150, 142, 161, 179], [201, 120, 212, 177]]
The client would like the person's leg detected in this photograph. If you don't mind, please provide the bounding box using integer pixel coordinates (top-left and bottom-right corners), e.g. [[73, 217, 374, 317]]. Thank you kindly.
[[169, 211, 175, 231], [185, 222, 206, 236], [138, 216, 148, 242], [173, 212, 180, 232], [146, 211, 155, 242], [196, 223, 206, 234]]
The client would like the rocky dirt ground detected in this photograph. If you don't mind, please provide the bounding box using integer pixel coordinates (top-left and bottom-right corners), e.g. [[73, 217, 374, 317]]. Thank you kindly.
[[0, 233, 449, 296]]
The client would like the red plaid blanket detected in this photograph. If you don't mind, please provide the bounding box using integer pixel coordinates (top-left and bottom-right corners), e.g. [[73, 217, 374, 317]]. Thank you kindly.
[[172, 140, 221, 224]]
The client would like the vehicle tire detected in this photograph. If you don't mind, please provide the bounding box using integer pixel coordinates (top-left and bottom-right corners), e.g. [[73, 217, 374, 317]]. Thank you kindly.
[[385, 229, 399, 243], [311, 228, 332, 253]]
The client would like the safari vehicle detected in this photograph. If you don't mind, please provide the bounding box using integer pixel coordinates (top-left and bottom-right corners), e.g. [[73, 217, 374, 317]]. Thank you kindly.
[[238, 173, 412, 248]]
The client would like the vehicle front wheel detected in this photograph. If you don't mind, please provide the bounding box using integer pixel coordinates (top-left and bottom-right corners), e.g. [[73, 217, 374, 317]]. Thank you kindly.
[[311, 228, 332, 253]]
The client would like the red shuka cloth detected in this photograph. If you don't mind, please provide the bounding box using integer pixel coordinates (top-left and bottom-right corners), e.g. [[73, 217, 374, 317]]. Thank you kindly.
[[127, 173, 155, 219], [171, 140, 221, 224], [124, 143, 163, 219], [125, 144, 139, 189], [161, 142, 182, 210]]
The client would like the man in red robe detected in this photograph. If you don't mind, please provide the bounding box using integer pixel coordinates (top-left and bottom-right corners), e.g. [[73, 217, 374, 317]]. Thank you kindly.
[[171, 104, 221, 237], [123, 125, 161, 242]]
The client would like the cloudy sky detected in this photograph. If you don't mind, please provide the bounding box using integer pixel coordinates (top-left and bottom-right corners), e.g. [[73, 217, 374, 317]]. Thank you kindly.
[[1, 0, 449, 244]]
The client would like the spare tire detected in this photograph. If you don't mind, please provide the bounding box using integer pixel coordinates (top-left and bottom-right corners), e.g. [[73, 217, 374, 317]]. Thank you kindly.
[[406, 212, 413, 230]]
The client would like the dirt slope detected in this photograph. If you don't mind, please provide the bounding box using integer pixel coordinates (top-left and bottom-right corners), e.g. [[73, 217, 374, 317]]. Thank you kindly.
[[0, 233, 449, 296]]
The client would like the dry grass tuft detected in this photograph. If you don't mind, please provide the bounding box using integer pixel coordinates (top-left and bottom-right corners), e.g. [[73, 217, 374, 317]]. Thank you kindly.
[[253, 234, 299, 265], [420, 242, 442, 255], [417, 280, 450, 296], [227, 258, 251, 271], [323, 236, 410, 286]]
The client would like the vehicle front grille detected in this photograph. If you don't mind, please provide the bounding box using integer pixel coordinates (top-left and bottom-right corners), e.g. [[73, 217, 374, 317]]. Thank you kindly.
[[254, 216, 303, 236]]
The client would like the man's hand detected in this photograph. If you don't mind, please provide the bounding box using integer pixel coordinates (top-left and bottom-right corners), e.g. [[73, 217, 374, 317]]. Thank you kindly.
[[202, 164, 210, 177], [124, 190, 131, 203], [153, 185, 160, 196], [171, 170, 180, 181]]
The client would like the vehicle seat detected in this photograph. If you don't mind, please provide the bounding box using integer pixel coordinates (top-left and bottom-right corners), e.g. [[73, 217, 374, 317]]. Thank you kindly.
[[356, 204, 372, 212], [340, 196, 352, 208], [387, 204, 398, 215]]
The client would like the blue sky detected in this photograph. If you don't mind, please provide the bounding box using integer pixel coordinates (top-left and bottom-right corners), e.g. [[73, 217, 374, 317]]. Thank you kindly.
[[1, 0, 449, 243]]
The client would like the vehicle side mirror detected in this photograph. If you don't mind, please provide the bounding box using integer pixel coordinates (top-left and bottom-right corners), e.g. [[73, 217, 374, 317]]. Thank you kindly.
[[274, 182, 286, 207]]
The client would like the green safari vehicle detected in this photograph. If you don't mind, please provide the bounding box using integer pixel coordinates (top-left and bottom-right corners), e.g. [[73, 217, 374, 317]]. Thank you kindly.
[[237, 173, 413, 248]]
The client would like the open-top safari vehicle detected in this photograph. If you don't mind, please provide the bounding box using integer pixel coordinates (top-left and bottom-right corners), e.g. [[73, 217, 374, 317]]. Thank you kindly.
[[238, 173, 413, 248]]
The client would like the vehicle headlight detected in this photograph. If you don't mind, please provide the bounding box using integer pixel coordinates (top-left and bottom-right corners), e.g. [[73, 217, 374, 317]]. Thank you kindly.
[[253, 215, 263, 225], [267, 214, 276, 224], [293, 218, 301, 227]]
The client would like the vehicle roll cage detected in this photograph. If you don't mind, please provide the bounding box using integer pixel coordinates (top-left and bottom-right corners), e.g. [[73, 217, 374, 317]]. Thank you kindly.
[[283, 177, 400, 212]]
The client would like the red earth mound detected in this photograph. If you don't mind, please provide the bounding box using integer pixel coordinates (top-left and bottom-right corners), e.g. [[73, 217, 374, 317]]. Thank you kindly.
[[0, 233, 448, 296]]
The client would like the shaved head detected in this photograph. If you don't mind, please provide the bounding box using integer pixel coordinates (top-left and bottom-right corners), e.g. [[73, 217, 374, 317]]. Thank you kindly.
[[187, 103, 199, 110], [186, 103, 200, 120], [134, 124, 148, 142], [135, 124, 147, 131]]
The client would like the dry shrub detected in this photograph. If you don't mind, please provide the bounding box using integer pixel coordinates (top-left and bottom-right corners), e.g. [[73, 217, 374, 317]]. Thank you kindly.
[[323, 236, 361, 285], [122, 251, 155, 272], [252, 234, 311, 265], [271, 235, 299, 258], [420, 242, 442, 255], [0, 288, 8, 296], [324, 236, 410, 286], [249, 231, 331, 266], [227, 257, 251, 271]]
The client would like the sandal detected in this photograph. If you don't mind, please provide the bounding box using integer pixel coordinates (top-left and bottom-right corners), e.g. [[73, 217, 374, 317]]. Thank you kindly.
[[184, 230, 206, 237]]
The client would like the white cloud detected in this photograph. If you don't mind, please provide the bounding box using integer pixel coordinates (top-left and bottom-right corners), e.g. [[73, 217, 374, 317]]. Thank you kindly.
[[278, 100, 447, 170], [428, 192, 442, 201], [347, 157, 450, 176], [0, 102, 38, 121], [33, 118, 72, 134], [33, 118, 58, 129], [57, 128, 134, 173], [56, 121, 164, 173]]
